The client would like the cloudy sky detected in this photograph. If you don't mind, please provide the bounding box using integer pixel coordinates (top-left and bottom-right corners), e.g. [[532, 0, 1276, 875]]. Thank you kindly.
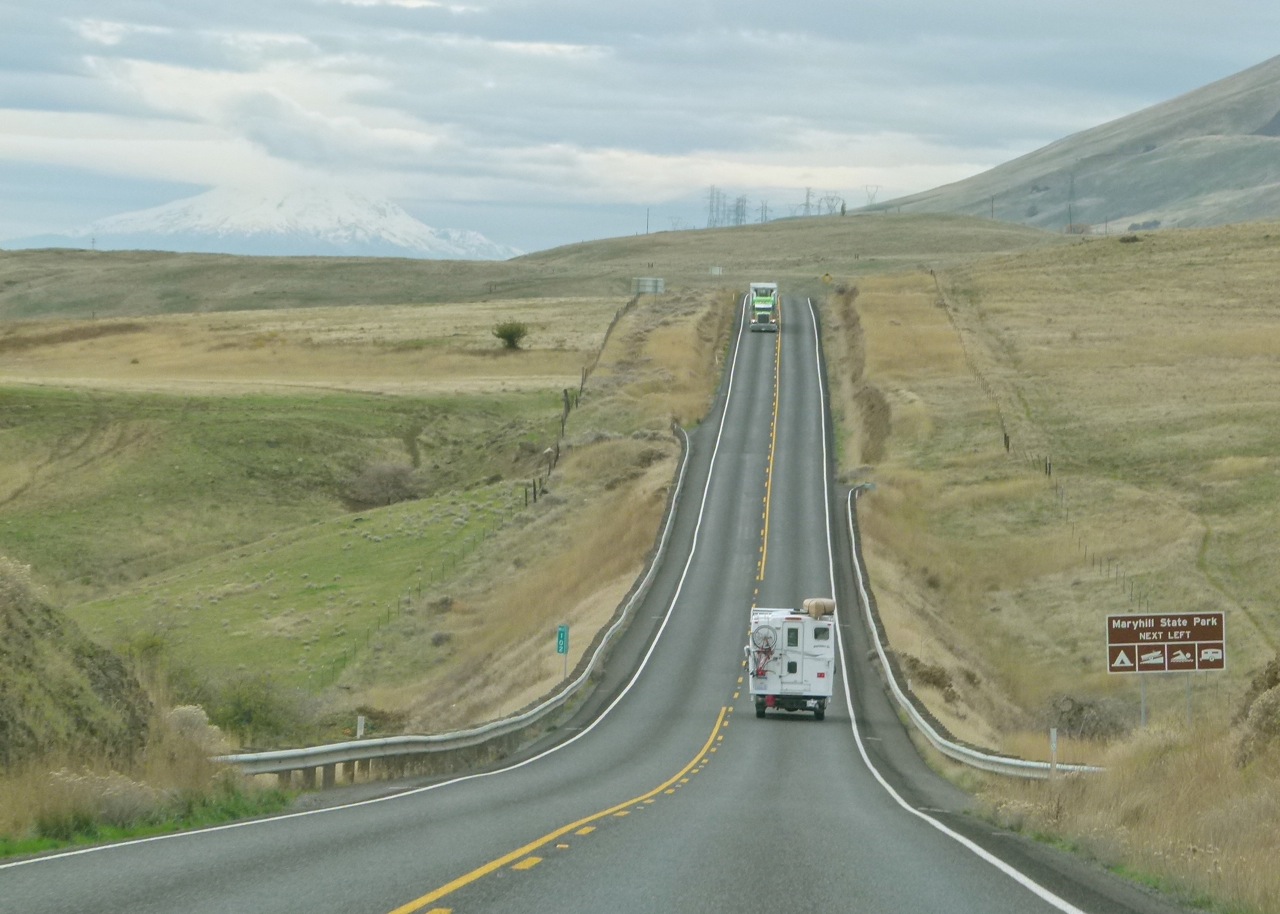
[[2, 1, 1277, 252]]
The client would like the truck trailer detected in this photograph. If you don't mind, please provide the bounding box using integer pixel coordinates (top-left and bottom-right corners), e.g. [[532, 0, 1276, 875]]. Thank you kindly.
[[746, 599, 836, 719], [748, 282, 779, 332]]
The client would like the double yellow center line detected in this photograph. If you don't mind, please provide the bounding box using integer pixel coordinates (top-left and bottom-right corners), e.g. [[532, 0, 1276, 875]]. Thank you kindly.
[[388, 706, 731, 914]]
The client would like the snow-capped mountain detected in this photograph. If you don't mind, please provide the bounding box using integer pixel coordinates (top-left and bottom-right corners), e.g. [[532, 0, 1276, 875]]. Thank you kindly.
[[4, 187, 523, 260]]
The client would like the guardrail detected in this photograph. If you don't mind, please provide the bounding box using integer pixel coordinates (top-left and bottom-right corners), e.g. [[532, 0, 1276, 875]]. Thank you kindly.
[[220, 442, 1093, 787], [845, 488, 1103, 779], [216, 427, 694, 788]]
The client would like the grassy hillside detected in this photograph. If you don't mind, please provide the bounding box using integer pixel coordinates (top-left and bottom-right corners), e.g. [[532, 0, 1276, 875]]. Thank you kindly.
[[0, 214, 1064, 322], [0, 556, 150, 768], [840, 224, 1280, 728], [821, 221, 1280, 912], [0, 385, 564, 600], [875, 54, 1280, 232]]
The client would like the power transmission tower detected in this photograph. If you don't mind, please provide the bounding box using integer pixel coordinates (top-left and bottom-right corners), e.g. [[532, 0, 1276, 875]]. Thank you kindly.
[[864, 185, 881, 205], [819, 191, 845, 215]]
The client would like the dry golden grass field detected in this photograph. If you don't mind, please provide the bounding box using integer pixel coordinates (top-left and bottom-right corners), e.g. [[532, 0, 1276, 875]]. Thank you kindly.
[[820, 222, 1280, 912], [0, 298, 617, 395]]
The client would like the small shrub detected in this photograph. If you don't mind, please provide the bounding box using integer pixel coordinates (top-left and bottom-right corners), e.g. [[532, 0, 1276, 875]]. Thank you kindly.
[[1044, 693, 1131, 741], [208, 674, 313, 747], [1236, 687, 1280, 765], [165, 705, 229, 756], [1235, 653, 1280, 765], [345, 462, 421, 509], [492, 321, 529, 350], [900, 653, 953, 694]]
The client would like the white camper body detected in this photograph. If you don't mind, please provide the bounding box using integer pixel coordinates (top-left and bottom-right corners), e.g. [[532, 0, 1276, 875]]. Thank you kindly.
[[746, 600, 836, 720], [748, 282, 779, 332]]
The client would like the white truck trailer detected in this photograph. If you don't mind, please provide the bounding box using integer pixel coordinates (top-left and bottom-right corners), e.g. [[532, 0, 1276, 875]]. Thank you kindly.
[[746, 599, 836, 719], [748, 282, 779, 332]]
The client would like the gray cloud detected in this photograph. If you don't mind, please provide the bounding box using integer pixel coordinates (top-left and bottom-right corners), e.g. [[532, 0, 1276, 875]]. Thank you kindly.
[[3, 1, 1278, 250]]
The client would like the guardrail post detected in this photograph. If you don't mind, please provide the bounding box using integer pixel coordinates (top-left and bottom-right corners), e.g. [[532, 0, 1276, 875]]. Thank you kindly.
[[344, 760, 358, 783], [277, 771, 292, 789], [322, 764, 336, 789], [301, 766, 317, 789]]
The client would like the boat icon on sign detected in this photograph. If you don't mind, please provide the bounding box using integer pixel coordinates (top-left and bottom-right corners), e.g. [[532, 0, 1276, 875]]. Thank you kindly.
[[1140, 649, 1165, 666]]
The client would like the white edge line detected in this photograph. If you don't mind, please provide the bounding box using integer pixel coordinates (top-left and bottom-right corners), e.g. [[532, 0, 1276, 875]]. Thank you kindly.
[[805, 296, 1090, 914], [2, 293, 758, 872]]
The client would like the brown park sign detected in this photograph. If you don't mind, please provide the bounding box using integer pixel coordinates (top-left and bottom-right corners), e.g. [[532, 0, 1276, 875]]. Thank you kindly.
[[1107, 612, 1225, 674]]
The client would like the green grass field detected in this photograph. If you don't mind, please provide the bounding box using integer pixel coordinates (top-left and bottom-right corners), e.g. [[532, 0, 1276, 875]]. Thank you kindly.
[[0, 385, 560, 599], [70, 482, 522, 693]]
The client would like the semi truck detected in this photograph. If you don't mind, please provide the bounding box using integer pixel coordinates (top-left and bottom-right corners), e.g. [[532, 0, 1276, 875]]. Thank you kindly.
[[746, 599, 836, 719], [748, 282, 779, 332]]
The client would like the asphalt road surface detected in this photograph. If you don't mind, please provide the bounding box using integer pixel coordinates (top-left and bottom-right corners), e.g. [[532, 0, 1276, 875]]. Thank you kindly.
[[0, 295, 1196, 914]]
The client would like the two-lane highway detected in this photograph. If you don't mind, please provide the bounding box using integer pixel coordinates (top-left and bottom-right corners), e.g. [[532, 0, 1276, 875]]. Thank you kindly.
[[1, 292, 1194, 914]]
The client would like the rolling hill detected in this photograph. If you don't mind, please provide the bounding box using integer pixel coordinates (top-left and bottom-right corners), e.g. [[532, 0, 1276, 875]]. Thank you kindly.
[[870, 54, 1280, 233]]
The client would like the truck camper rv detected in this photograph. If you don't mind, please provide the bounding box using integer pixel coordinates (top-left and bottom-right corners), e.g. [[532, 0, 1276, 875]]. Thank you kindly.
[[746, 599, 835, 719]]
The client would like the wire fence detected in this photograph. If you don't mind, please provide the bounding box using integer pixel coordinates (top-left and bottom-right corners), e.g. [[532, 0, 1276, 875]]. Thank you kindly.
[[930, 270, 1153, 615]]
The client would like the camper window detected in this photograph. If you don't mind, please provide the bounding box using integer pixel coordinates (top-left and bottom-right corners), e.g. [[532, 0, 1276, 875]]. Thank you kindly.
[[813, 626, 830, 641], [786, 628, 800, 647]]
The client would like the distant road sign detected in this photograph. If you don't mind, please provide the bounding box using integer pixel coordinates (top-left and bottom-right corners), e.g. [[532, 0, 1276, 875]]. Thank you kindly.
[[556, 624, 569, 655], [1107, 612, 1225, 673]]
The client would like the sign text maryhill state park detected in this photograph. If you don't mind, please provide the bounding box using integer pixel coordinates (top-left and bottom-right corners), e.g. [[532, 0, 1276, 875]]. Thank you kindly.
[[1107, 613, 1226, 674]]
